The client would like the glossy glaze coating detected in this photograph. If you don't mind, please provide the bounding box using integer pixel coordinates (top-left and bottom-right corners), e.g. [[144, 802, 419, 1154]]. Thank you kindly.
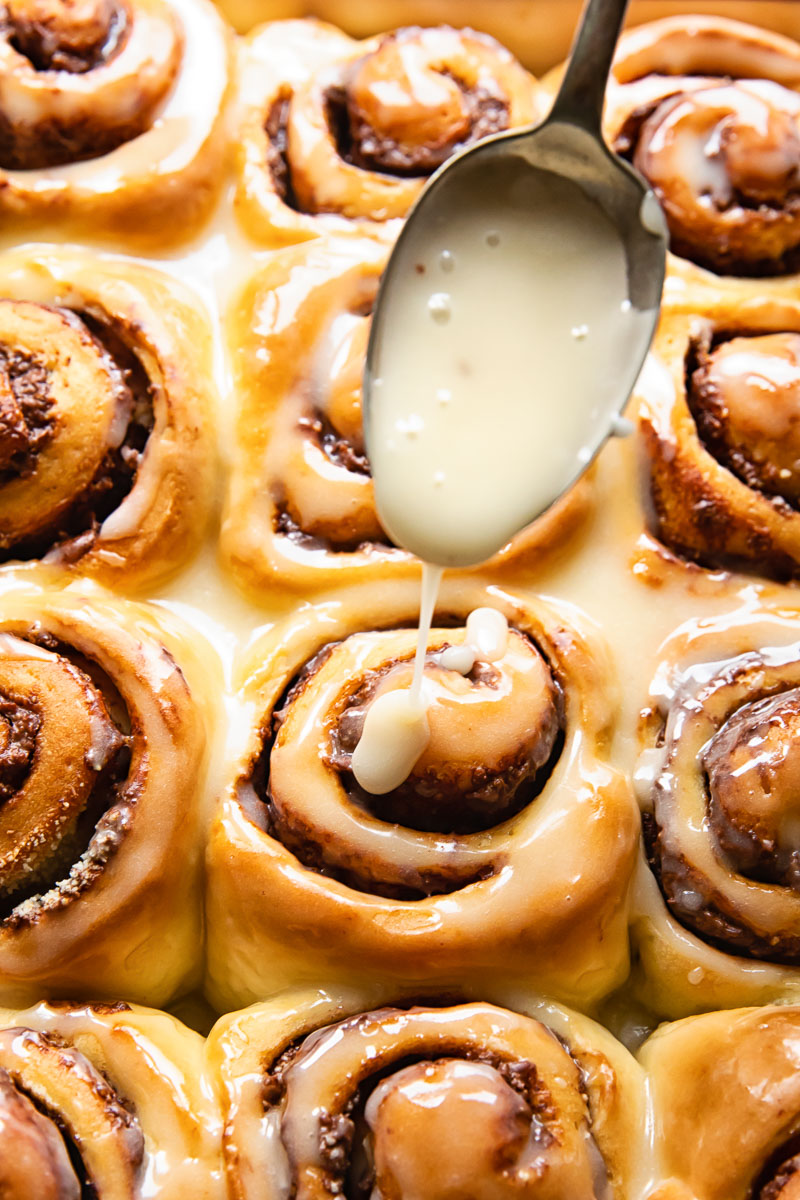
[[0, 244, 216, 589], [631, 607, 800, 1017], [208, 991, 648, 1200], [0, 0, 232, 248], [639, 288, 800, 579], [233, 18, 541, 246], [0, 589, 207, 1007], [205, 577, 637, 1013], [546, 16, 800, 282], [641, 1005, 800, 1200], [0, 999, 226, 1198]]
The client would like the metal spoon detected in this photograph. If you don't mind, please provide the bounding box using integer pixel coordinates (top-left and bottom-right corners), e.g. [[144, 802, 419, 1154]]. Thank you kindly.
[[362, 0, 668, 566]]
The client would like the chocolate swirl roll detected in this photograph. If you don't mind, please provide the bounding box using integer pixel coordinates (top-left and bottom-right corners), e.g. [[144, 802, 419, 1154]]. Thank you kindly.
[[0, 999, 225, 1198], [205, 579, 636, 1013], [234, 18, 540, 246], [223, 239, 590, 595], [0, 0, 231, 247], [0, 246, 215, 589], [596, 17, 800, 279], [0, 590, 206, 1007], [208, 991, 647, 1200], [632, 609, 800, 1018], [641, 1005, 800, 1200], [638, 290, 800, 581]]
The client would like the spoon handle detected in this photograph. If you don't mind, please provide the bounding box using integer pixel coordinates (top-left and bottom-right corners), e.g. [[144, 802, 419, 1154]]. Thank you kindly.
[[550, 0, 630, 131]]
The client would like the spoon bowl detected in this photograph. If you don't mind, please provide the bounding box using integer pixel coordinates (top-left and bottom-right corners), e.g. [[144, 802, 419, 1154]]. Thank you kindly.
[[363, 0, 668, 567]]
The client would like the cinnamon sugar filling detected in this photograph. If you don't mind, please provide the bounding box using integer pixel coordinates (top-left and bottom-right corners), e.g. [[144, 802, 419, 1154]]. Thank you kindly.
[[264, 26, 514, 212], [0, 305, 154, 566], [645, 677, 800, 963], [687, 327, 800, 511], [0, 628, 134, 928], [614, 79, 800, 275], [240, 627, 564, 898], [6, 0, 127, 75]]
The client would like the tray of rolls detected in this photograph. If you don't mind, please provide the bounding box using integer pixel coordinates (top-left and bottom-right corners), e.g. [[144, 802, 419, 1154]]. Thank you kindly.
[[0, 0, 798, 1196]]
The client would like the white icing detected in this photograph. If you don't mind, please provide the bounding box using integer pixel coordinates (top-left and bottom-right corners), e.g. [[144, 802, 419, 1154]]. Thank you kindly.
[[351, 689, 430, 796], [366, 170, 657, 567], [352, 598, 510, 796], [0, 632, 53, 662], [99, 457, 159, 540], [639, 190, 667, 237], [465, 607, 508, 663], [435, 644, 476, 674]]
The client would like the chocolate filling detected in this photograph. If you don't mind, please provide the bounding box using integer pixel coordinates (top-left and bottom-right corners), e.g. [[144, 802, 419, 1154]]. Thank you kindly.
[[0, 627, 134, 928], [0, 307, 154, 567]]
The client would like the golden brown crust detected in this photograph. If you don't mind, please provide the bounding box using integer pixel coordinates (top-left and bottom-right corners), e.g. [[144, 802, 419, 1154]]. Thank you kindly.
[[207, 991, 648, 1200], [0, 589, 207, 1008], [631, 607, 800, 1018], [0, 0, 182, 169], [222, 238, 591, 595], [0, 999, 226, 1198], [233, 17, 542, 247], [0, 0, 232, 249], [604, 17, 800, 282], [640, 1006, 800, 1200], [544, 17, 800, 284], [205, 578, 637, 1013], [0, 245, 216, 589], [637, 286, 800, 580]]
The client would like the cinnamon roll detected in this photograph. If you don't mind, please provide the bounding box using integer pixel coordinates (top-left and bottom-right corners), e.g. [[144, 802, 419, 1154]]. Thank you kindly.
[[222, 238, 590, 594], [641, 1004, 800, 1200], [637, 287, 800, 581], [602, 17, 800, 281], [0, 245, 215, 589], [632, 607, 800, 1018], [233, 18, 541, 246], [205, 579, 637, 1013], [0, 999, 225, 1198], [0, 0, 231, 247], [207, 990, 647, 1200], [0, 589, 207, 1007]]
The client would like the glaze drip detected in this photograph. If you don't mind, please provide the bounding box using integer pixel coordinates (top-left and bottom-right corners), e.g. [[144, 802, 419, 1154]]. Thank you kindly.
[[244, 621, 564, 898]]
